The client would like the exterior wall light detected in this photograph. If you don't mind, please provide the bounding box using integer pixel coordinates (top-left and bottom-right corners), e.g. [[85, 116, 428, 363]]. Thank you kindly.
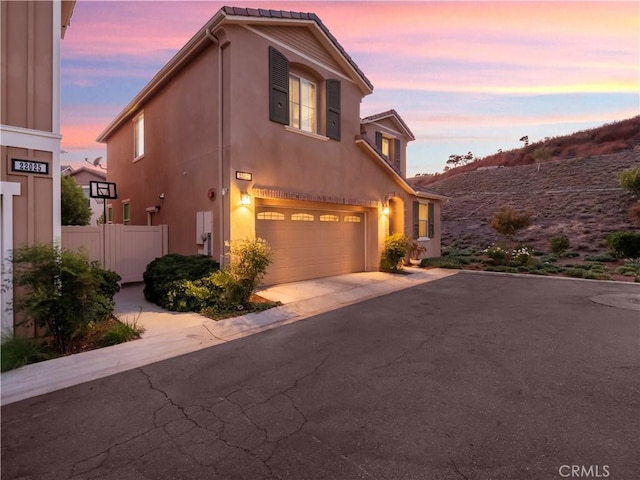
[[241, 192, 251, 205], [382, 205, 390, 216]]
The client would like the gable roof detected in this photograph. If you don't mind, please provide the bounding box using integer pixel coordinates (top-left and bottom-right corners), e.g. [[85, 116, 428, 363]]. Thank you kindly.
[[97, 6, 373, 143], [361, 109, 415, 141]]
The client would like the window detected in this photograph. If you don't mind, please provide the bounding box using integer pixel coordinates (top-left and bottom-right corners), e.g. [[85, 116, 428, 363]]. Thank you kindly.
[[320, 214, 339, 222], [375, 132, 401, 170], [82, 186, 91, 208], [133, 113, 144, 160], [123, 201, 130, 225], [381, 137, 390, 158], [289, 75, 316, 133], [107, 205, 113, 224], [413, 202, 434, 239], [257, 211, 285, 220], [291, 213, 314, 221], [344, 215, 361, 223], [269, 47, 341, 140]]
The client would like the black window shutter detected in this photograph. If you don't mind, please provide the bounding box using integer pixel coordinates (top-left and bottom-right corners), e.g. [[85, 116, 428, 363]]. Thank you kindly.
[[269, 46, 289, 125], [375, 131, 383, 152], [413, 201, 420, 239], [394, 138, 401, 169], [326, 79, 341, 140], [428, 202, 435, 238]]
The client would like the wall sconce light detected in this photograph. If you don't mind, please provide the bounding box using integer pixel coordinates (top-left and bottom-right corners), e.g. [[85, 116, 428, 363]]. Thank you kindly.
[[382, 205, 390, 216], [241, 192, 251, 206], [159, 193, 165, 200]]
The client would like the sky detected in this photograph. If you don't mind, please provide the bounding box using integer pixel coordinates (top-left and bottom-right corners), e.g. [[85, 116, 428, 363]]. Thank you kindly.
[[60, 0, 640, 176]]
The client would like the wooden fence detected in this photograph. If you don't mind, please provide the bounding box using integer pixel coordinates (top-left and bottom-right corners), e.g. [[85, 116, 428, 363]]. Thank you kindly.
[[62, 224, 168, 283]]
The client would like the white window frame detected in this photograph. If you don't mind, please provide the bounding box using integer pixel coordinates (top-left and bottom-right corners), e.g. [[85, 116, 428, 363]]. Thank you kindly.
[[133, 113, 144, 161], [289, 74, 316, 134], [122, 200, 131, 225]]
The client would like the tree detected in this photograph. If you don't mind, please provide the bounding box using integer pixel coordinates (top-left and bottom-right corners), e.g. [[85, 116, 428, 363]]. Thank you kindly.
[[489, 206, 533, 245], [519, 135, 529, 147], [61, 175, 91, 225]]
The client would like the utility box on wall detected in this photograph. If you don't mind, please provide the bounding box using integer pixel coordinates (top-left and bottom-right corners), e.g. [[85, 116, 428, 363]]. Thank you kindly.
[[196, 211, 213, 256]]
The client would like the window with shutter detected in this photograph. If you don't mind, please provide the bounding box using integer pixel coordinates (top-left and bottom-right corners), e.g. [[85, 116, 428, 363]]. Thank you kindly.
[[269, 47, 289, 125], [394, 138, 401, 170], [413, 201, 429, 238], [326, 79, 341, 140]]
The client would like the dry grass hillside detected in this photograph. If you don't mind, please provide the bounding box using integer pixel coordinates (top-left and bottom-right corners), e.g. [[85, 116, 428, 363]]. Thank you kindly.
[[424, 148, 639, 254]]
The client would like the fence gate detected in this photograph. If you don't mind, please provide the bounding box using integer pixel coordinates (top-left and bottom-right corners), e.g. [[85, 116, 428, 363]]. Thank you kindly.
[[62, 224, 168, 283]]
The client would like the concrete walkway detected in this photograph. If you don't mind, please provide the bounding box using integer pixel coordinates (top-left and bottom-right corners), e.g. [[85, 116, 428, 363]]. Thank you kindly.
[[0, 268, 457, 406]]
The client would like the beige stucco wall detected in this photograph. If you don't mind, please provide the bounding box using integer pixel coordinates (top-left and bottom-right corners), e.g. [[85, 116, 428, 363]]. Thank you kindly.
[[107, 46, 221, 256]]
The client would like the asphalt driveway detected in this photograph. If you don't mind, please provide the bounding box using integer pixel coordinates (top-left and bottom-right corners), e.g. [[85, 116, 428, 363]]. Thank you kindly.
[[2, 272, 638, 480]]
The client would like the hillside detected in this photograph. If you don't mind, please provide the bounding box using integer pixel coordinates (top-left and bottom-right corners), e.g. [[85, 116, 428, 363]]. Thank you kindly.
[[413, 116, 640, 188], [424, 148, 639, 253]]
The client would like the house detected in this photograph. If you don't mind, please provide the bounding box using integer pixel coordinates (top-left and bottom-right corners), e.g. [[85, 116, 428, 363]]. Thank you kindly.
[[1, 0, 76, 333], [98, 6, 447, 285], [62, 165, 108, 225]]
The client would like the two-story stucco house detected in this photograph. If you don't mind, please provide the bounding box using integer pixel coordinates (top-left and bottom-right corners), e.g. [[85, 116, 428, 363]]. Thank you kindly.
[[1, 0, 76, 332], [98, 6, 446, 285]]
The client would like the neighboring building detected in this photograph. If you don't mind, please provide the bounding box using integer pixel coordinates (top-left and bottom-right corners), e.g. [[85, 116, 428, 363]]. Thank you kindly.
[[98, 6, 447, 285], [62, 166, 108, 225], [1, 0, 76, 332]]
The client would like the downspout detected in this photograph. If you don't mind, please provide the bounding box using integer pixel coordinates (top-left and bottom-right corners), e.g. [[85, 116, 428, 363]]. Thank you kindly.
[[205, 28, 225, 265]]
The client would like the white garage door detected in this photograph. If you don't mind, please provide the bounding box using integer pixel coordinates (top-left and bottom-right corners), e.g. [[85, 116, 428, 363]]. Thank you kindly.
[[256, 205, 366, 285]]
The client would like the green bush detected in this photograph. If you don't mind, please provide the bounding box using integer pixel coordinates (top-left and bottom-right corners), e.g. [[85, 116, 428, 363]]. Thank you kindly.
[[618, 167, 640, 195], [489, 206, 533, 243], [1, 335, 52, 372], [565, 268, 585, 278], [143, 254, 219, 306], [11, 244, 121, 354], [420, 257, 463, 269], [606, 232, 640, 259], [583, 254, 616, 263], [147, 239, 273, 312], [549, 235, 570, 255], [380, 233, 410, 272]]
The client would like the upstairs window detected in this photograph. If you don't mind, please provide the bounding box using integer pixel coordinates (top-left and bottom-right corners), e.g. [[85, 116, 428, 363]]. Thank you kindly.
[[268, 47, 340, 140], [123, 201, 131, 225], [375, 132, 401, 170], [133, 113, 144, 160], [289, 75, 316, 133]]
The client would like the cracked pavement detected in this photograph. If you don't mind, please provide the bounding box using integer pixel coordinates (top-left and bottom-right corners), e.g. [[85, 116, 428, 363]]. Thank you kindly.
[[2, 273, 639, 480]]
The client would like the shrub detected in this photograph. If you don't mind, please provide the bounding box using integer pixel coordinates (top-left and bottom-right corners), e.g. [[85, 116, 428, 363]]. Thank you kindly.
[[11, 244, 121, 354], [380, 233, 410, 272], [420, 257, 464, 269], [1, 335, 52, 372], [565, 268, 585, 278], [583, 254, 616, 263], [143, 254, 219, 306], [61, 175, 91, 226], [618, 167, 640, 195], [483, 245, 509, 265], [606, 232, 640, 259], [549, 235, 570, 255], [489, 206, 533, 243], [226, 238, 274, 307]]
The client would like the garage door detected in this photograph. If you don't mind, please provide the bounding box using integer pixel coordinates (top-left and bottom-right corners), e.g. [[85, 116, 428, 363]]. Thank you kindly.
[[256, 205, 366, 285]]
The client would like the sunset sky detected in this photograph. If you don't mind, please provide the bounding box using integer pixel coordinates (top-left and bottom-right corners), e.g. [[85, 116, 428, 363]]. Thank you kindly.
[[61, 1, 639, 176]]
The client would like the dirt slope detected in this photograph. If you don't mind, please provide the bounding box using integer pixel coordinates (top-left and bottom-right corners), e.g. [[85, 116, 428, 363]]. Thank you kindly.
[[425, 148, 639, 253]]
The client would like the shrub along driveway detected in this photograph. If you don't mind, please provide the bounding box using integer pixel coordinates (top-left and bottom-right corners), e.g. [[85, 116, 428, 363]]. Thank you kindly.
[[1, 273, 638, 480]]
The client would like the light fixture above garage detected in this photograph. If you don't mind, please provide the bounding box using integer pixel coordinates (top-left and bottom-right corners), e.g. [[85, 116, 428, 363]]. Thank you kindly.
[[241, 192, 251, 205], [382, 205, 390, 216]]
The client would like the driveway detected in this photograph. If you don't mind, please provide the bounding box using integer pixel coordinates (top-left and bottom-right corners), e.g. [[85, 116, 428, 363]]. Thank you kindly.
[[2, 273, 638, 480]]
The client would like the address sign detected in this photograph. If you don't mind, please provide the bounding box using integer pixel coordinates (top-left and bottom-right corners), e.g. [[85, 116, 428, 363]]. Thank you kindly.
[[11, 159, 49, 175]]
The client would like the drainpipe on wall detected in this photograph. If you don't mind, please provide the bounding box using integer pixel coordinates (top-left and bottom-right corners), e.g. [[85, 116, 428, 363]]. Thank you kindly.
[[205, 28, 225, 265]]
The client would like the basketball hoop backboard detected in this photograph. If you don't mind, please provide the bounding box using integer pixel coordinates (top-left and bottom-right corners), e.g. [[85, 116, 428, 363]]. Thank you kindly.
[[89, 181, 117, 199]]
